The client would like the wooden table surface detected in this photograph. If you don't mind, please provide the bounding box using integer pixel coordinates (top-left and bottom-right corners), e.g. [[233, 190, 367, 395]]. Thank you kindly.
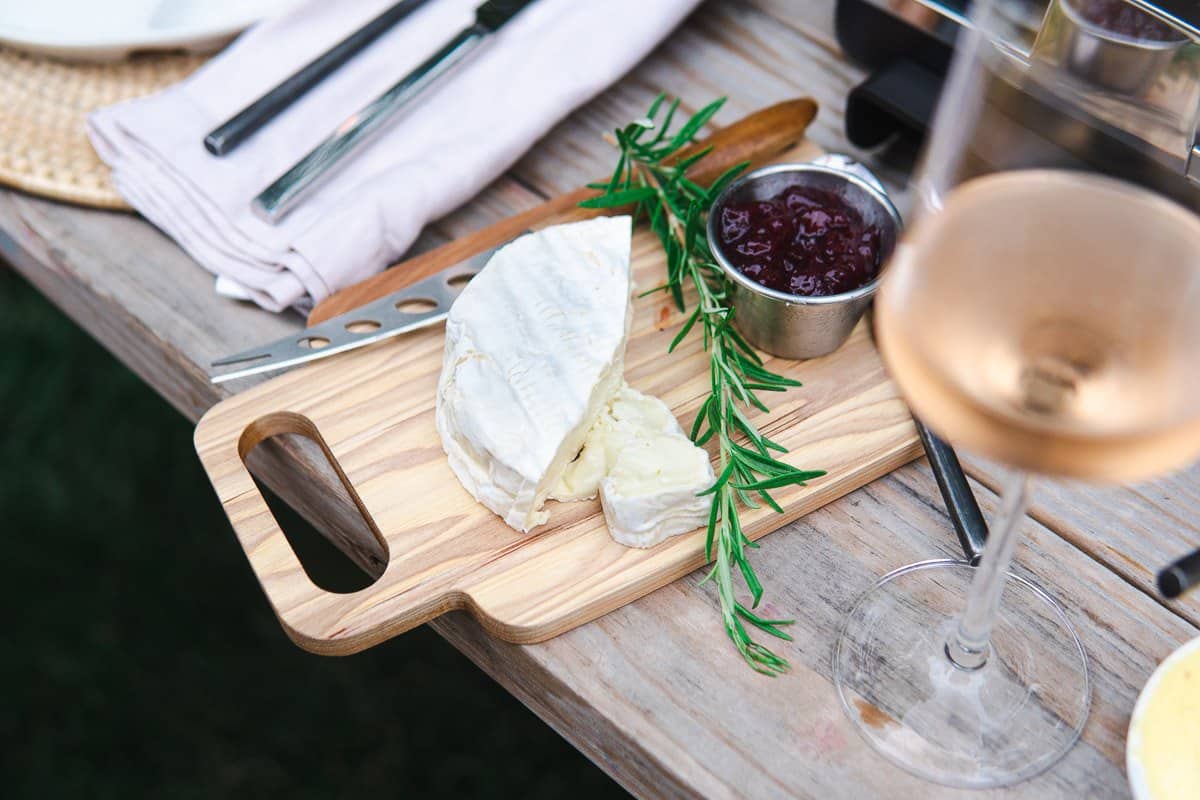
[[4, 2, 1199, 797]]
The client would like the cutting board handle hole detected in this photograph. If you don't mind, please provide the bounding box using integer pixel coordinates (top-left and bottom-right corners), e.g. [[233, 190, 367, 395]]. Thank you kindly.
[[239, 412, 389, 594]]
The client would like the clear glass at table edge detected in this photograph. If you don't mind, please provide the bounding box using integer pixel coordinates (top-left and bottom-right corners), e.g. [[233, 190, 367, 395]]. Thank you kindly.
[[834, 0, 1200, 789]]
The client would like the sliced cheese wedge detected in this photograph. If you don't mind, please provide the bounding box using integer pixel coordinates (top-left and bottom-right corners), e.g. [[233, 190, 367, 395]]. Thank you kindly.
[[554, 384, 715, 548], [436, 216, 633, 532]]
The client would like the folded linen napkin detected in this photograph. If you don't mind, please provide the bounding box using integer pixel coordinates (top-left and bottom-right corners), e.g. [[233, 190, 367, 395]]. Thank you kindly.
[[89, 0, 701, 312]]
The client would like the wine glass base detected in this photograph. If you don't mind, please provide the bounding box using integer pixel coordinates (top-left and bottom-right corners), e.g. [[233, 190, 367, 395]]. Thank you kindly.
[[834, 559, 1090, 789]]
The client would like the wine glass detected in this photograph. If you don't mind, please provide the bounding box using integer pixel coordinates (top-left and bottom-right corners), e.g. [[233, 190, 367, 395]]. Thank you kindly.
[[833, 0, 1200, 788]]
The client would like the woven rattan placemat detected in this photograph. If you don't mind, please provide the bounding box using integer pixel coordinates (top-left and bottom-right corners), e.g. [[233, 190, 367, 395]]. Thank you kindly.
[[0, 47, 205, 209]]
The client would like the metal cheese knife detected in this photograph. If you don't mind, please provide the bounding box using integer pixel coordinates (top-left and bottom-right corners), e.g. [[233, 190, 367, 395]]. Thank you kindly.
[[252, 0, 536, 223], [209, 248, 495, 384]]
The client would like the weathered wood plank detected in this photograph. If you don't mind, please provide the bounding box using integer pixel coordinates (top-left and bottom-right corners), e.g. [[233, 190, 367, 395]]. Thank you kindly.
[[746, 0, 843, 51], [966, 457, 1200, 628], [430, 461, 1196, 798]]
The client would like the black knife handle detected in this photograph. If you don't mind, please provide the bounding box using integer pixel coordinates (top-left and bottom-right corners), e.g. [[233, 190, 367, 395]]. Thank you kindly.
[[915, 418, 988, 564], [204, 0, 432, 157], [1158, 547, 1200, 599], [475, 0, 535, 31]]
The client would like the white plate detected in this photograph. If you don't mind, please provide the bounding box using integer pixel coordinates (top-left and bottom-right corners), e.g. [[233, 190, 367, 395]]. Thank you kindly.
[[0, 0, 295, 61]]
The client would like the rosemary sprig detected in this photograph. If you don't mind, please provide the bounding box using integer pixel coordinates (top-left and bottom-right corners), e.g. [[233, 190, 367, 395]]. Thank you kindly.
[[581, 95, 825, 674]]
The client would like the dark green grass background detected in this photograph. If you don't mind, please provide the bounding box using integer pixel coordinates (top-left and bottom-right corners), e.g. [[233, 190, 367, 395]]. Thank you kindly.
[[0, 267, 621, 798]]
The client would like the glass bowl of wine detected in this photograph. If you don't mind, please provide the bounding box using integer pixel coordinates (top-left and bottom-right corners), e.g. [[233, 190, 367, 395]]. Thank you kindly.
[[834, 0, 1200, 790]]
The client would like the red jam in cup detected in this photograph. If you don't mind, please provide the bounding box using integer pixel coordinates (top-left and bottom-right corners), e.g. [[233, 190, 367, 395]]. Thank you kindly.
[[1074, 0, 1180, 42], [715, 183, 882, 297]]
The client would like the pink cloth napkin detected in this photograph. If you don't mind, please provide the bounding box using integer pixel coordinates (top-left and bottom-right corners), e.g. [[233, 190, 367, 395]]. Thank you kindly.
[[88, 0, 700, 312]]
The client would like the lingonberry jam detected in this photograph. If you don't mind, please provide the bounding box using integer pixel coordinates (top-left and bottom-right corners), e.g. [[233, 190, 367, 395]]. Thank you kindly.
[[1075, 0, 1180, 42], [716, 183, 882, 297]]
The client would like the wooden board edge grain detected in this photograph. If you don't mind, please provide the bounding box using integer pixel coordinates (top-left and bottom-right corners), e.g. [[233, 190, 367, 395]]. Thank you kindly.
[[461, 435, 924, 646], [193, 389, 921, 656]]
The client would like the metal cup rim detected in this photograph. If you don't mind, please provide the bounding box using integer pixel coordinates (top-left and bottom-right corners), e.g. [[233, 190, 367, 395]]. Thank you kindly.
[[706, 162, 903, 307]]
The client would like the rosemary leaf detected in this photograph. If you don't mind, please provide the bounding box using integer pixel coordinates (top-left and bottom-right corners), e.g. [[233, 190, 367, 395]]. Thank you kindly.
[[583, 95, 825, 674], [578, 186, 657, 208]]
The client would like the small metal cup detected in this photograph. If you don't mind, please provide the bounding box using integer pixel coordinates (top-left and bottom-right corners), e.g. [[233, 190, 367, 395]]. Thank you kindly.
[[707, 162, 902, 360], [1056, 0, 1187, 96]]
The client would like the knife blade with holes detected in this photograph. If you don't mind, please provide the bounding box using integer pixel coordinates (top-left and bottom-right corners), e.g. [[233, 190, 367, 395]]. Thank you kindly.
[[209, 247, 494, 384]]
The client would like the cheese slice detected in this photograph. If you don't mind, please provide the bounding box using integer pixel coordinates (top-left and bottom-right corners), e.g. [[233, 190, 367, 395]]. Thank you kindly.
[[554, 384, 715, 548], [436, 216, 633, 532]]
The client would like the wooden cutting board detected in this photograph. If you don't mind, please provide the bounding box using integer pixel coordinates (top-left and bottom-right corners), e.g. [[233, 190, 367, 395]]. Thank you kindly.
[[194, 140, 921, 656]]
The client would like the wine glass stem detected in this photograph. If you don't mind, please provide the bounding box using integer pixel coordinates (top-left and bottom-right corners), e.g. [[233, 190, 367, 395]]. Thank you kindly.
[[945, 471, 1032, 670]]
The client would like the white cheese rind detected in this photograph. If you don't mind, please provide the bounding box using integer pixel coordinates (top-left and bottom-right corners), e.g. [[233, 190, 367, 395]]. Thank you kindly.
[[436, 216, 633, 532], [554, 384, 715, 548], [600, 434, 713, 549]]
